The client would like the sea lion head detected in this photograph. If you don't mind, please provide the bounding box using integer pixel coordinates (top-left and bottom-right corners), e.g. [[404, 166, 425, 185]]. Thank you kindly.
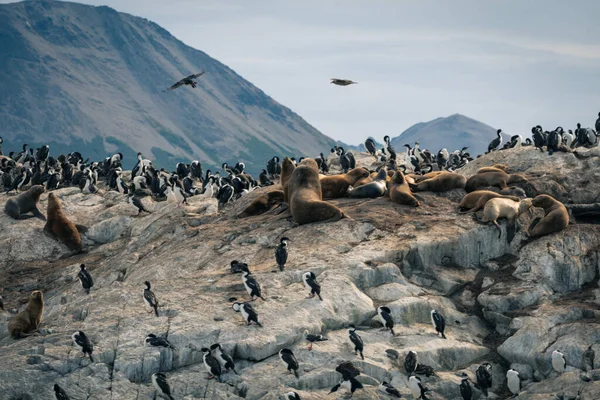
[[518, 198, 533, 214], [30, 290, 44, 303], [374, 168, 388, 181], [298, 158, 318, 171], [508, 173, 528, 184], [30, 185, 45, 198], [532, 194, 555, 208], [390, 171, 406, 185]]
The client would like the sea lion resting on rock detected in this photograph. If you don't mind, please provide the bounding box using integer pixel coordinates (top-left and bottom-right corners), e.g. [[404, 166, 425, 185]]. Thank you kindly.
[[44, 193, 84, 252], [407, 171, 445, 183], [4, 185, 46, 220], [238, 190, 285, 217], [528, 194, 569, 238], [289, 158, 344, 225], [281, 157, 296, 203], [7, 290, 44, 339], [477, 164, 509, 174], [477, 198, 533, 241], [465, 171, 527, 193], [389, 171, 420, 207], [409, 171, 466, 192], [320, 167, 370, 199], [348, 169, 387, 198], [459, 190, 522, 214]]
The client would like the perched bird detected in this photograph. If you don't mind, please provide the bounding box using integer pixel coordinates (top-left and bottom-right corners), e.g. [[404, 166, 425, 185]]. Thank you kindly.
[[201, 347, 222, 382], [552, 350, 566, 374], [210, 343, 237, 374], [476, 362, 492, 397], [165, 71, 205, 91], [330, 78, 358, 86], [128, 194, 151, 215], [275, 237, 290, 271], [232, 301, 262, 327], [72, 331, 94, 362], [329, 361, 363, 397], [143, 281, 159, 317], [152, 373, 174, 400], [304, 330, 328, 351], [487, 129, 503, 152], [385, 349, 400, 361], [77, 264, 93, 295], [582, 345, 595, 371], [53, 383, 70, 400], [404, 351, 418, 374], [279, 348, 299, 378], [240, 264, 266, 301], [460, 377, 472, 400], [430, 309, 446, 339], [408, 376, 429, 400], [365, 138, 377, 157], [284, 392, 301, 400], [377, 306, 395, 335], [506, 369, 520, 396], [348, 324, 364, 360], [145, 334, 175, 349], [378, 381, 402, 398], [302, 271, 323, 300]]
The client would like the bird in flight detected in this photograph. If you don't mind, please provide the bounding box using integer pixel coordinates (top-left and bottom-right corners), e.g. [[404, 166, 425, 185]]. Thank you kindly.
[[165, 71, 206, 91], [330, 78, 358, 86]]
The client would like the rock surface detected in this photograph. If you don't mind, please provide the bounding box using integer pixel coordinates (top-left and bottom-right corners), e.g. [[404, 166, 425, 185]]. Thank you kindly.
[[0, 147, 599, 400]]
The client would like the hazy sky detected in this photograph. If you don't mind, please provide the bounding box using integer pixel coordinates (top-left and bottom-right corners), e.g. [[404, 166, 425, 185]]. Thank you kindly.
[[5, 0, 600, 145]]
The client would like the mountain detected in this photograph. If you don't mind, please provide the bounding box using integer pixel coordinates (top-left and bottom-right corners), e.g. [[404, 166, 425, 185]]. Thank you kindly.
[[390, 114, 510, 156], [0, 0, 338, 174]]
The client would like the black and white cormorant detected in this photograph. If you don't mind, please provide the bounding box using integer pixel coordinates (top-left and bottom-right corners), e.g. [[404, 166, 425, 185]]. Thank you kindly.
[[348, 324, 364, 360], [476, 362, 492, 396], [430, 309, 447, 339], [77, 264, 94, 295], [152, 373, 174, 400], [128, 194, 151, 216], [53, 383, 70, 400], [143, 281, 159, 317], [283, 392, 301, 400], [145, 334, 175, 349], [279, 348, 299, 378], [240, 264, 266, 301], [210, 343, 237, 374], [201, 347, 222, 382], [365, 138, 377, 157], [304, 330, 328, 351], [487, 129, 503, 152], [460, 377, 472, 400], [329, 361, 363, 397], [72, 330, 94, 362], [302, 271, 322, 300], [377, 306, 395, 335], [232, 302, 262, 327], [405, 350, 418, 374], [408, 376, 429, 400], [378, 381, 401, 398], [275, 237, 290, 271]]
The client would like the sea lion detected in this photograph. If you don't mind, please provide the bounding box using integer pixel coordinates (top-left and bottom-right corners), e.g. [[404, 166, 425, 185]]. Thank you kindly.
[[281, 157, 296, 203], [458, 190, 521, 214], [409, 172, 466, 192], [407, 171, 445, 183], [389, 171, 420, 207], [288, 158, 344, 225], [477, 198, 533, 241], [354, 174, 373, 188], [4, 185, 46, 220], [348, 169, 387, 198], [44, 192, 83, 252], [319, 167, 370, 199], [465, 172, 528, 193], [238, 190, 285, 217], [7, 290, 44, 339], [477, 164, 509, 174], [528, 194, 569, 238]]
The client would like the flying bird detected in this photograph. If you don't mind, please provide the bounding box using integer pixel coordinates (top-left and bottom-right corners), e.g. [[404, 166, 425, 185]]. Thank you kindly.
[[330, 78, 358, 86], [165, 71, 206, 91]]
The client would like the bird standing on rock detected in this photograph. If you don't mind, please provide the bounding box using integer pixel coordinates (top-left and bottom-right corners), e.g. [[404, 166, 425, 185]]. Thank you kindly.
[[302, 271, 323, 300], [275, 237, 290, 271], [430, 309, 447, 339], [232, 301, 262, 327], [145, 334, 175, 349], [53, 383, 70, 400], [329, 361, 364, 397], [460, 377, 473, 400], [552, 350, 566, 374], [284, 392, 301, 400], [378, 381, 402, 398], [72, 330, 94, 362], [143, 281, 159, 317], [506, 369, 520, 396], [279, 348, 300, 378], [77, 264, 93, 294], [240, 264, 266, 301], [304, 329, 328, 351], [210, 343, 237, 374], [476, 362, 492, 396], [152, 373, 174, 400], [201, 347, 222, 382], [405, 351, 418, 374], [408, 376, 429, 400], [377, 306, 395, 335], [348, 324, 364, 360], [487, 129, 503, 153], [128, 194, 151, 216]]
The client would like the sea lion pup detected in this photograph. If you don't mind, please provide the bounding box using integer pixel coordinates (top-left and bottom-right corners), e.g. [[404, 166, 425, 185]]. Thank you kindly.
[[44, 192, 83, 252], [320, 167, 370, 199], [409, 171, 466, 192], [281, 157, 296, 203], [465, 171, 528, 193], [4, 185, 46, 220], [389, 171, 419, 207], [477, 198, 533, 240], [459, 190, 521, 214], [348, 168, 387, 198], [477, 164, 509, 174], [7, 290, 44, 339], [238, 190, 285, 217], [289, 158, 344, 225], [528, 194, 569, 238]]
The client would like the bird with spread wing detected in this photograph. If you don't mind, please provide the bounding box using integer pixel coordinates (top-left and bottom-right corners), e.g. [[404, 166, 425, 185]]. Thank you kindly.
[[165, 71, 206, 91]]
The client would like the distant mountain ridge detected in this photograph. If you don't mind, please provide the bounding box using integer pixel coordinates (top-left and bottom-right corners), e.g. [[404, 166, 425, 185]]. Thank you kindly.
[[390, 114, 510, 156], [0, 0, 339, 173]]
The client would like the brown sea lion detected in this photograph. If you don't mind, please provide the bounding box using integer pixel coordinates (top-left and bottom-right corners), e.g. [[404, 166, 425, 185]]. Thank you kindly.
[[477, 164, 509, 174], [458, 190, 521, 213], [465, 172, 527, 192], [389, 171, 420, 207], [289, 158, 344, 225], [7, 290, 44, 339], [407, 171, 445, 183], [44, 193, 83, 252], [477, 198, 533, 240], [528, 194, 569, 238], [409, 172, 466, 192], [354, 173, 374, 188], [348, 169, 387, 198], [319, 167, 370, 199], [4, 185, 46, 220], [238, 190, 285, 217], [281, 157, 296, 203]]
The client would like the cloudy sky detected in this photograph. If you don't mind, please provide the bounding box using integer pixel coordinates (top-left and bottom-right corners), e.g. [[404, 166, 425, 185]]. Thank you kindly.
[[7, 0, 600, 144]]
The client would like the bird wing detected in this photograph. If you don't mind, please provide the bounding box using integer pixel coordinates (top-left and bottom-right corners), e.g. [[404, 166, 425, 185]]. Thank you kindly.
[[245, 276, 261, 293], [166, 80, 185, 91], [350, 331, 363, 346], [144, 290, 158, 306], [188, 71, 205, 79], [336, 361, 360, 379], [73, 332, 88, 348]]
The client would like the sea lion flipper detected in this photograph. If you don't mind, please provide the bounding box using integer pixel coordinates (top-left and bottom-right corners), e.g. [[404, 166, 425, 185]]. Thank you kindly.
[[31, 206, 46, 221], [75, 224, 88, 234], [43, 224, 58, 241]]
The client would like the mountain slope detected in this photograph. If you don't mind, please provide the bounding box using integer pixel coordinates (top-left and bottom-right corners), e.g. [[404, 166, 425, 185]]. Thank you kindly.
[[0, 0, 337, 173], [390, 114, 510, 156]]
